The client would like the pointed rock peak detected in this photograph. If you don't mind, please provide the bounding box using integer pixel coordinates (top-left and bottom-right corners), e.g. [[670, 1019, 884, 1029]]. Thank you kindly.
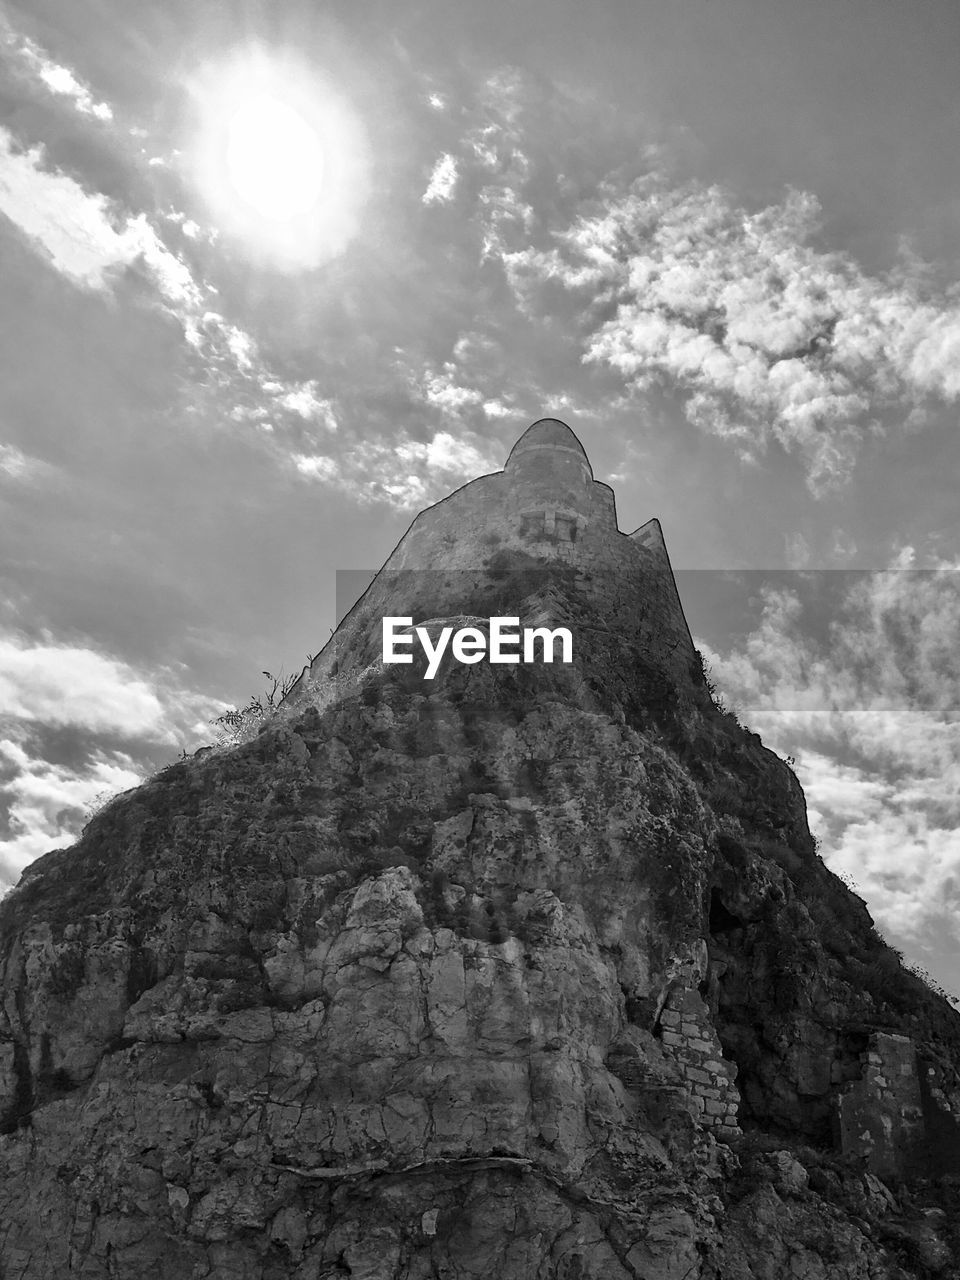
[[505, 417, 594, 480]]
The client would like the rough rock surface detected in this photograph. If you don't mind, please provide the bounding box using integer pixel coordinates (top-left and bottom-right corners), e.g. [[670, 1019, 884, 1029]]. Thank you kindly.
[[3, 419, 960, 1278]]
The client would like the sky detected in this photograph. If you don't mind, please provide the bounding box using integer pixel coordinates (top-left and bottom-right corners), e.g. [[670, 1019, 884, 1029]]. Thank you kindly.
[[2, 0, 960, 993]]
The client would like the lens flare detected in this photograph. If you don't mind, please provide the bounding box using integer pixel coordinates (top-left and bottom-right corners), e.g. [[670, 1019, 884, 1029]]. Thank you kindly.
[[189, 48, 370, 269], [225, 93, 325, 220]]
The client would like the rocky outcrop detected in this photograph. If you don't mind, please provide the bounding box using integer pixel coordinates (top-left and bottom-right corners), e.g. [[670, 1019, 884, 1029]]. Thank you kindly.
[[2, 419, 960, 1278]]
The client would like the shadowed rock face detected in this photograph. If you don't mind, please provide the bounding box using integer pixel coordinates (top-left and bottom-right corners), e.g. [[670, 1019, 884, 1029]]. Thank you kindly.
[[3, 421, 960, 1278]]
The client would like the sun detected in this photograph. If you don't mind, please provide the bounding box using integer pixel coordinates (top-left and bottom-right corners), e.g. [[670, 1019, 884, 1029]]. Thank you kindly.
[[190, 49, 370, 269], [225, 93, 325, 221]]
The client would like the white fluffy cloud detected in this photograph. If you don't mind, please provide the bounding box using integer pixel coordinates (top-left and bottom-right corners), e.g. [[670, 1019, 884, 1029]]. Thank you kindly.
[[422, 368, 484, 414], [419, 65, 960, 495], [493, 177, 960, 494], [396, 430, 493, 477], [294, 453, 339, 481], [0, 633, 223, 743], [0, 634, 227, 889], [0, 637, 169, 738], [0, 126, 211, 314], [0, 739, 141, 888], [0, 129, 141, 288], [277, 384, 338, 429]]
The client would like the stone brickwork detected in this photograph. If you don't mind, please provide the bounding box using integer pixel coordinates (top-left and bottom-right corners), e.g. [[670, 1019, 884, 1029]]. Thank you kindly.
[[659, 984, 741, 1139], [837, 1032, 924, 1176]]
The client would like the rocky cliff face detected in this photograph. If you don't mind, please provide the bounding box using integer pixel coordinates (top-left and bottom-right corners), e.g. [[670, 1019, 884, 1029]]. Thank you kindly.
[[3, 419, 960, 1279]]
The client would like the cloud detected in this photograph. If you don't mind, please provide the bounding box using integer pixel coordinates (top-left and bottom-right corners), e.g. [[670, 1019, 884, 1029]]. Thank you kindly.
[[0, 128, 138, 288], [797, 750, 895, 828], [825, 811, 960, 945], [482, 398, 512, 418], [294, 454, 339, 481], [396, 430, 494, 476], [422, 367, 484, 414], [414, 72, 960, 496], [126, 214, 204, 308], [275, 383, 338, 430], [0, 116, 481, 506], [0, 127, 208, 308], [700, 565, 960, 977], [0, 443, 57, 486], [784, 532, 812, 569], [0, 22, 113, 121], [0, 633, 227, 889], [0, 633, 222, 744], [414, 65, 960, 500], [368, 431, 498, 507], [33, 62, 113, 122], [0, 738, 141, 888], [299, 430, 500, 509], [422, 153, 458, 205], [0, 128, 330, 446], [462, 152, 960, 494]]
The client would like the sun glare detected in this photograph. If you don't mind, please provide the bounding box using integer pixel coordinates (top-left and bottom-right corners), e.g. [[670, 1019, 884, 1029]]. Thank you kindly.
[[225, 94, 325, 220], [191, 49, 370, 269]]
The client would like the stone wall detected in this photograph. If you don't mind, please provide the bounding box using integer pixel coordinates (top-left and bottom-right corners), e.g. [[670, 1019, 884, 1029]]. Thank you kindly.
[[836, 1032, 924, 1176], [659, 982, 741, 1139]]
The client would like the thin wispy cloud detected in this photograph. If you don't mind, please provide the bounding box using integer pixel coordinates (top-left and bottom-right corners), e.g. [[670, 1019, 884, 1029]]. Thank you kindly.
[[0, 20, 113, 121], [0, 443, 57, 486], [0, 131, 486, 512], [294, 429, 500, 508], [0, 119, 340, 459], [422, 153, 458, 204]]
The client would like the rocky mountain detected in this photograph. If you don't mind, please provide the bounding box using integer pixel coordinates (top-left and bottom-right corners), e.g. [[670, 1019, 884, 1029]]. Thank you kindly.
[[3, 418, 960, 1278]]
